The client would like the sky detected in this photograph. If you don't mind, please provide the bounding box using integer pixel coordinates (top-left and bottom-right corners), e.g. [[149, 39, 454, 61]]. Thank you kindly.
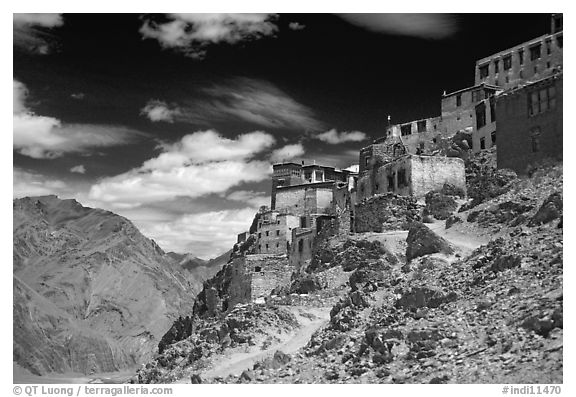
[[13, 13, 554, 259]]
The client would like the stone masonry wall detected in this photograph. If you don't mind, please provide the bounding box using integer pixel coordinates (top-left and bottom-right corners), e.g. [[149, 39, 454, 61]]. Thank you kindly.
[[410, 155, 466, 198], [355, 193, 422, 233], [248, 254, 292, 300]]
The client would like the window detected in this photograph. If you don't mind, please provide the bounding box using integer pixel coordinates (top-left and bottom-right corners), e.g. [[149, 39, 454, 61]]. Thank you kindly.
[[518, 49, 524, 65], [531, 136, 541, 153], [254, 266, 262, 272], [258, 232, 261, 238], [479, 64, 489, 79], [315, 170, 323, 181], [480, 138, 486, 150], [276, 230, 280, 236], [265, 244, 269, 250], [530, 44, 541, 61], [472, 90, 480, 102], [456, 94, 462, 107], [490, 97, 496, 122], [397, 169, 407, 187], [494, 59, 499, 73], [387, 175, 394, 191], [276, 242, 279, 248], [266, 231, 269, 236], [546, 39, 552, 55], [400, 124, 412, 136], [528, 84, 557, 116], [417, 120, 427, 132], [364, 156, 371, 167], [491, 131, 496, 144], [298, 240, 304, 252], [520, 70, 524, 79], [503, 55, 512, 70], [557, 35, 563, 48], [547, 62, 551, 69], [375, 183, 379, 192], [300, 216, 307, 228], [475, 102, 486, 129]]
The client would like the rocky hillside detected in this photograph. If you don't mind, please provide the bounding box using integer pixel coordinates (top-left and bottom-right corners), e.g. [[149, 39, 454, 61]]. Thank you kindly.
[[135, 155, 562, 384], [13, 196, 197, 376]]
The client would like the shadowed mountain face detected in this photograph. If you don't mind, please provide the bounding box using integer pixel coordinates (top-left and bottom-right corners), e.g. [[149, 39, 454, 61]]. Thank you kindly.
[[13, 195, 197, 376]]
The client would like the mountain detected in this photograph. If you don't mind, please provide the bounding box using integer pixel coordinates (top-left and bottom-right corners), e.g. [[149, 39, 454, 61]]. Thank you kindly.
[[13, 195, 197, 376], [168, 251, 231, 288]]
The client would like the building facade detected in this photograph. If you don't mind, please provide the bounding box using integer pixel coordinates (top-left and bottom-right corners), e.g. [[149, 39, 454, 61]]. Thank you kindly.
[[495, 73, 562, 174]]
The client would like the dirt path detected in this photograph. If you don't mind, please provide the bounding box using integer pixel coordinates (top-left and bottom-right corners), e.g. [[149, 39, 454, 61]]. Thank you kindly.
[[176, 306, 330, 383]]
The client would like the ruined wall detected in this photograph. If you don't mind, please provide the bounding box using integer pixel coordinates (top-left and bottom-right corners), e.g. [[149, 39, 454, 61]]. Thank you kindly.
[[386, 116, 443, 154], [289, 228, 315, 273], [316, 265, 348, 290], [248, 254, 292, 300], [496, 74, 563, 174], [410, 155, 466, 198], [475, 31, 563, 90], [355, 193, 422, 232], [373, 156, 413, 197]]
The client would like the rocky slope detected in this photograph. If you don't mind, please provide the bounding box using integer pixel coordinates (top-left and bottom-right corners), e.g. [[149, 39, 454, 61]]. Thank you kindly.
[[13, 196, 197, 376], [135, 157, 562, 384]]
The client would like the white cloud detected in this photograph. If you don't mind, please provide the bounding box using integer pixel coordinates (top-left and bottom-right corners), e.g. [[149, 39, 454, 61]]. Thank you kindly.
[[314, 129, 367, 144], [270, 143, 305, 163], [225, 190, 270, 208], [70, 165, 86, 174], [88, 130, 275, 207], [337, 14, 458, 40], [140, 13, 278, 58], [13, 168, 72, 199], [180, 77, 324, 131], [13, 80, 144, 159], [288, 22, 306, 31], [13, 14, 63, 54], [137, 208, 257, 259], [140, 100, 181, 123], [71, 92, 85, 100]]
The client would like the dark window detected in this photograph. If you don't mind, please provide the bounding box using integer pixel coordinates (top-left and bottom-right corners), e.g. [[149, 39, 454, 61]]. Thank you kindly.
[[364, 156, 371, 167], [375, 183, 379, 191], [547, 62, 551, 69], [520, 70, 524, 79], [276, 230, 280, 236], [276, 242, 279, 248], [480, 138, 486, 150], [546, 39, 552, 55], [491, 131, 496, 144], [387, 175, 394, 191], [503, 55, 512, 70], [298, 239, 304, 252], [300, 216, 307, 228], [397, 169, 407, 187], [490, 97, 496, 123], [255, 266, 261, 272], [315, 170, 323, 181], [557, 35, 563, 48], [479, 64, 489, 78], [265, 244, 269, 250], [505, 76, 509, 84], [400, 124, 412, 136], [475, 102, 487, 129], [472, 90, 480, 102], [456, 94, 462, 107], [530, 44, 541, 61], [417, 120, 427, 132], [494, 59, 499, 73], [518, 49, 524, 65], [531, 136, 541, 153], [266, 231, 269, 236], [528, 84, 557, 116], [258, 232, 261, 238]]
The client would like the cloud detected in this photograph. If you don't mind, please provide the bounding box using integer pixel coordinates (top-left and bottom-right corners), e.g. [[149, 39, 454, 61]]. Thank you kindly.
[[71, 93, 85, 100], [177, 77, 324, 131], [140, 13, 278, 58], [225, 190, 270, 208], [13, 168, 72, 199], [13, 80, 145, 159], [13, 13, 63, 54], [288, 22, 306, 31], [337, 14, 458, 39], [314, 129, 367, 144], [88, 130, 275, 207], [140, 100, 181, 123], [270, 143, 305, 163], [70, 165, 86, 174], [137, 208, 257, 259]]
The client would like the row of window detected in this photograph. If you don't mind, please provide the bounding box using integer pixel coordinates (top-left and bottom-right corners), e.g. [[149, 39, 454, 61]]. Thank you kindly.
[[400, 121, 437, 136], [528, 85, 557, 117], [478, 131, 496, 150], [478, 35, 562, 79], [258, 230, 281, 238]]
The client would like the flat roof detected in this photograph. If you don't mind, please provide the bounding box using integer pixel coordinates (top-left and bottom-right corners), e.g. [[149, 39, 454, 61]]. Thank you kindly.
[[442, 83, 502, 98], [475, 31, 562, 65]]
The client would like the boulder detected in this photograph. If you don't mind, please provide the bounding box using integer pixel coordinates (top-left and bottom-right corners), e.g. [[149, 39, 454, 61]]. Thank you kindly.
[[529, 192, 563, 226], [406, 222, 454, 261]]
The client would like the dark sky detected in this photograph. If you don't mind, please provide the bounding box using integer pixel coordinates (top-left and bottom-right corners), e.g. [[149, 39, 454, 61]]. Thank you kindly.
[[13, 13, 552, 257]]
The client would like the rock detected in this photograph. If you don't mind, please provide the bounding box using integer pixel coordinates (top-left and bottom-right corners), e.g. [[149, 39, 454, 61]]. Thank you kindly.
[[529, 192, 562, 226], [490, 255, 522, 273], [290, 275, 321, 294], [240, 370, 254, 382], [445, 215, 462, 229], [324, 370, 339, 380], [406, 222, 454, 261], [190, 374, 202, 384], [395, 286, 457, 309], [424, 191, 458, 220]]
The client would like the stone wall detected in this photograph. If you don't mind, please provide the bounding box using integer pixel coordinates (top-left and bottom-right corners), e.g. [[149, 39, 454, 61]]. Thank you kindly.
[[316, 265, 348, 290], [248, 254, 292, 300], [409, 155, 466, 198], [355, 193, 422, 233], [289, 228, 315, 273], [496, 74, 562, 174], [255, 213, 299, 255], [275, 182, 335, 216]]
